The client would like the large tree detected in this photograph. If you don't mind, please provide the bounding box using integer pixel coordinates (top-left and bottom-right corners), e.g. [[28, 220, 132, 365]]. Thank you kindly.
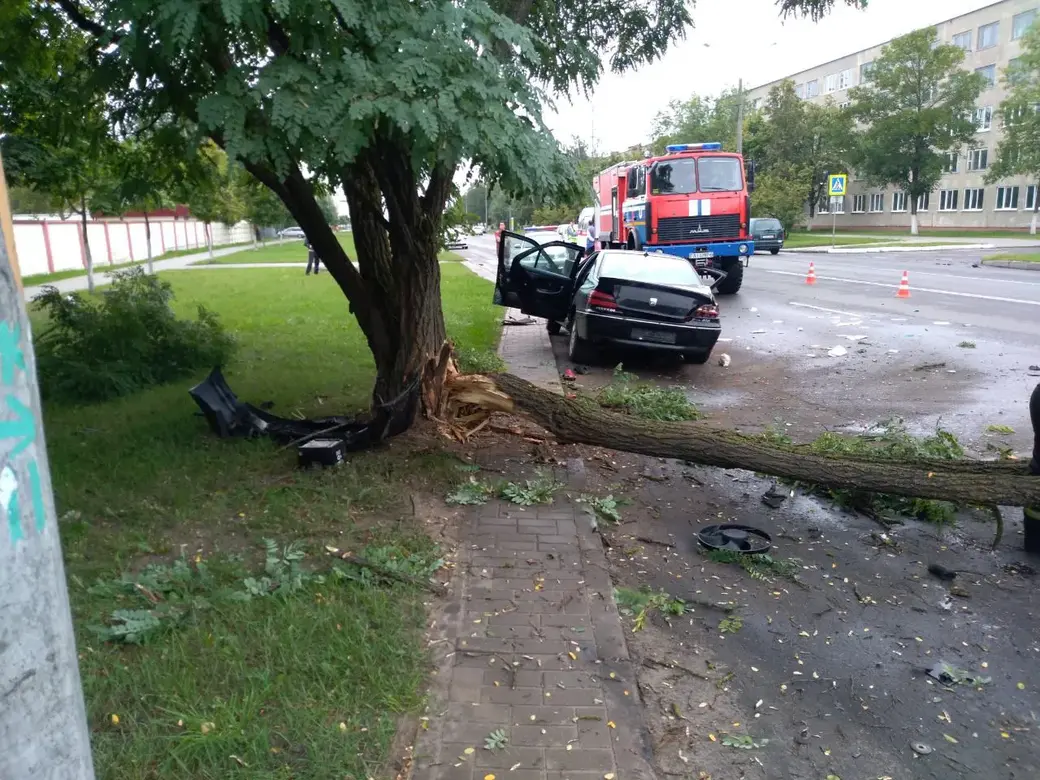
[[986, 18, 1040, 235], [848, 27, 985, 235], [35, 0, 865, 430]]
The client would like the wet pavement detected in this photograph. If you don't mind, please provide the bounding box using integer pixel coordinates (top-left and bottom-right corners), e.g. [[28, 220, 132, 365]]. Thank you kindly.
[[461, 235, 1040, 778]]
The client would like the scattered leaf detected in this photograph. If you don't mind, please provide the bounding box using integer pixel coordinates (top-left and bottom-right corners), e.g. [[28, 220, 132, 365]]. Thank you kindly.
[[943, 734, 958, 744]]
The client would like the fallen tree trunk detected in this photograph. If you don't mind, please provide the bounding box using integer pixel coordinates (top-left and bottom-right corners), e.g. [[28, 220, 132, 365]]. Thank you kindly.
[[435, 371, 1040, 508]]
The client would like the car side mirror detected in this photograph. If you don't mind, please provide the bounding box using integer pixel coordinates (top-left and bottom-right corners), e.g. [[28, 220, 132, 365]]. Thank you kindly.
[[747, 160, 756, 194]]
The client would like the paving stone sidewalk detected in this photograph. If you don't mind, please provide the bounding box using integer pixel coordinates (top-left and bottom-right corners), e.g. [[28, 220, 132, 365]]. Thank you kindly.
[[412, 304, 654, 780]]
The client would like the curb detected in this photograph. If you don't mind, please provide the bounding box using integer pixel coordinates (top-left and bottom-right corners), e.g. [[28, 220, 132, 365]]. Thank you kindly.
[[980, 258, 1040, 271], [796, 243, 996, 254]]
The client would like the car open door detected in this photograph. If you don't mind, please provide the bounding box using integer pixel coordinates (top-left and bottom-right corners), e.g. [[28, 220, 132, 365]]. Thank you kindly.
[[494, 231, 585, 322]]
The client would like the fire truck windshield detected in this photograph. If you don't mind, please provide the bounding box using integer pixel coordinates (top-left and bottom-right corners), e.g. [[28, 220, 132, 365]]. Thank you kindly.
[[650, 158, 696, 195], [697, 157, 743, 192]]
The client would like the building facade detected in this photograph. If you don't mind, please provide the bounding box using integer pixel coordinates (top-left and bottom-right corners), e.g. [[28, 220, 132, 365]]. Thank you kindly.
[[744, 0, 1039, 230]]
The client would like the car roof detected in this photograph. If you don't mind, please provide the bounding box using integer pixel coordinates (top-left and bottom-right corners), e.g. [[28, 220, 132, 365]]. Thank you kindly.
[[524, 231, 562, 244], [597, 250, 711, 285]]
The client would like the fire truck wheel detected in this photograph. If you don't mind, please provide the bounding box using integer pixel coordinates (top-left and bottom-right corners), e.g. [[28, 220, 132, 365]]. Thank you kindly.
[[547, 320, 562, 335], [626, 231, 641, 251], [715, 259, 744, 294]]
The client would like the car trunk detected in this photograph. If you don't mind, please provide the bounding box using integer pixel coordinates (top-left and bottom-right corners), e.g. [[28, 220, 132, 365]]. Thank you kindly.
[[599, 278, 711, 323]]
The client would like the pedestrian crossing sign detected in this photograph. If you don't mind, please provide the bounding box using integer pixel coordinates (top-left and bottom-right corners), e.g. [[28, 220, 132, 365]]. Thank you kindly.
[[829, 174, 848, 197]]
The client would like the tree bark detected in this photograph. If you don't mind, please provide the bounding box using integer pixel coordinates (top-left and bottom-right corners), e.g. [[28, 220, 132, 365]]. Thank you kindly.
[[1031, 200, 1038, 236], [80, 196, 94, 294], [206, 222, 214, 258], [440, 373, 1040, 508], [144, 212, 153, 273]]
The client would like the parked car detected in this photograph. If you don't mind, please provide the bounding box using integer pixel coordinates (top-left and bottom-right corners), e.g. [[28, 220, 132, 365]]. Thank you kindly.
[[472, 223, 487, 235], [495, 231, 721, 364], [278, 226, 306, 239], [750, 217, 785, 254], [445, 228, 468, 250]]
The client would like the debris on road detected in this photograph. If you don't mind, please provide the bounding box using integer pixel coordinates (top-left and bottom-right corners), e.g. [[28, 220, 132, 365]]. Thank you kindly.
[[827, 345, 848, 357], [926, 662, 991, 686], [927, 563, 958, 581], [562, 368, 576, 381], [761, 484, 788, 509], [698, 524, 772, 553], [718, 353, 731, 367]]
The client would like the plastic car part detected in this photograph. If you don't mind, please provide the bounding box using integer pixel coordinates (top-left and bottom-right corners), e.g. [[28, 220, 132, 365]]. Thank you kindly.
[[188, 366, 415, 452], [697, 524, 772, 554]]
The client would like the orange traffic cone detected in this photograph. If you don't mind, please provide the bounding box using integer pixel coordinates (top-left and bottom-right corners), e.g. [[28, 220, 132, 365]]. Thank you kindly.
[[805, 262, 817, 285], [896, 270, 911, 298]]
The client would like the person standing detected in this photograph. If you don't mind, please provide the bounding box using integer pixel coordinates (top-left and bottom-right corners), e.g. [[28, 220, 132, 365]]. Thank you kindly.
[[585, 219, 599, 252], [304, 238, 321, 275]]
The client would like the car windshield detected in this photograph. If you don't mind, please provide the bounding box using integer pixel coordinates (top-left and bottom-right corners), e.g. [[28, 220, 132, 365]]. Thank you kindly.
[[752, 219, 781, 231], [599, 252, 703, 288], [697, 157, 743, 192], [650, 158, 697, 195]]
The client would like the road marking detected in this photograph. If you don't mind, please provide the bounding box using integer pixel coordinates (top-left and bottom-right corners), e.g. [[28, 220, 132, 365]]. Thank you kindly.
[[765, 257, 1040, 287], [788, 302, 863, 318], [763, 269, 1040, 307]]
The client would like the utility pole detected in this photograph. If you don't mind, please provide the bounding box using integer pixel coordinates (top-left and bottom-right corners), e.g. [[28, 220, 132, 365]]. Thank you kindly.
[[0, 155, 96, 779], [736, 78, 744, 156]]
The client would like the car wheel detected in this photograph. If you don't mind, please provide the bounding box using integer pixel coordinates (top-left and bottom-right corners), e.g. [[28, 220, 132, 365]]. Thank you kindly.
[[547, 320, 562, 336], [683, 349, 711, 365], [567, 317, 596, 364], [715, 259, 744, 295], [770, 248, 780, 255]]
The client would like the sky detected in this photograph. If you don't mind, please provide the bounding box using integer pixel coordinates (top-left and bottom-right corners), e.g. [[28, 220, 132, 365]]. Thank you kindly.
[[544, 0, 993, 153]]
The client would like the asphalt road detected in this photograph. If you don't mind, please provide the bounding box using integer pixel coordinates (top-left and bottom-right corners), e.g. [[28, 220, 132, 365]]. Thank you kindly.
[[461, 235, 1040, 454]]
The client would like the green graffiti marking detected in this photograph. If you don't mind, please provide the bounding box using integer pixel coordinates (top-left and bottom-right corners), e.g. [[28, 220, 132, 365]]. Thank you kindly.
[[0, 320, 26, 385]]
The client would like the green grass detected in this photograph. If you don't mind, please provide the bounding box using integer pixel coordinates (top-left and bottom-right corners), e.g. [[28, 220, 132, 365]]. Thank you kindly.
[[200, 233, 465, 265], [40, 263, 502, 778], [984, 251, 1040, 263], [782, 233, 896, 249], [21, 241, 257, 286], [834, 228, 1039, 239]]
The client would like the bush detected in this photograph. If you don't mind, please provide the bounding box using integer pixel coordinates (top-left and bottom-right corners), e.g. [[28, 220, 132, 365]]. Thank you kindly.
[[33, 268, 235, 403]]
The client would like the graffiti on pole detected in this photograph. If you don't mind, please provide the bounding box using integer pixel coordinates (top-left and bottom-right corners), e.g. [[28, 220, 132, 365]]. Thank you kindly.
[[0, 319, 44, 544]]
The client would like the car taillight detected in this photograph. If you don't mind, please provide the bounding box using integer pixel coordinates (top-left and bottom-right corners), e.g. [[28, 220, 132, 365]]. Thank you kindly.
[[589, 290, 618, 311], [693, 304, 719, 319]]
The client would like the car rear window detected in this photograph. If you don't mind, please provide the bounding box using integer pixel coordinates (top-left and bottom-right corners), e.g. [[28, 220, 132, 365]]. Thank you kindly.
[[754, 219, 782, 230], [599, 253, 701, 286]]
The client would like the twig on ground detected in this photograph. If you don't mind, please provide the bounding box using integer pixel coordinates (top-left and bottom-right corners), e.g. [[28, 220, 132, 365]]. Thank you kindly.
[[989, 504, 1004, 549], [642, 656, 711, 681], [636, 536, 676, 548], [335, 553, 447, 596]]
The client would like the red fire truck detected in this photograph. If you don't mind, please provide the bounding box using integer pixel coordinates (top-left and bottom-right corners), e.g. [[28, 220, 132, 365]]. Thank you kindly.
[[592, 142, 755, 294]]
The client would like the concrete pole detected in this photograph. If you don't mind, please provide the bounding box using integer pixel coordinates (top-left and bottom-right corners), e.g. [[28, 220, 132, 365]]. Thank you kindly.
[[736, 78, 744, 156], [0, 156, 96, 779]]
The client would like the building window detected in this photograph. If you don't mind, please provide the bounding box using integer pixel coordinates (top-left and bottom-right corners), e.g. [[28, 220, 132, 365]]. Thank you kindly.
[[1007, 57, 1029, 86], [838, 100, 852, 109], [805, 80, 820, 98], [860, 61, 874, 83], [952, 30, 972, 50], [968, 147, 989, 171], [817, 194, 830, 214], [825, 73, 838, 93], [892, 192, 908, 212], [964, 188, 985, 210], [939, 189, 959, 211], [852, 194, 867, 213], [974, 106, 993, 131], [1028, 185, 1038, 211], [794, 83, 805, 98], [917, 193, 930, 212], [1012, 9, 1037, 40], [976, 65, 997, 87], [832, 196, 846, 214], [996, 186, 1020, 210], [943, 152, 959, 173], [978, 21, 999, 50], [837, 69, 852, 90], [869, 193, 885, 212]]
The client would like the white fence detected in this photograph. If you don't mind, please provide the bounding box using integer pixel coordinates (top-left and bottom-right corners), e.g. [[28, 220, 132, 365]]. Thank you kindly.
[[12, 216, 255, 277]]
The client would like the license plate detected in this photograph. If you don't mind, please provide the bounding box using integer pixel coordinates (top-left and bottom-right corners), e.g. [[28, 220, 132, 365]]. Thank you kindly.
[[631, 327, 676, 344], [689, 251, 714, 260], [762, 234, 775, 238]]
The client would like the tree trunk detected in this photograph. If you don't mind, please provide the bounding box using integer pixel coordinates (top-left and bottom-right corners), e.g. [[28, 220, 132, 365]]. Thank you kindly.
[[144, 212, 154, 273], [910, 200, 919, 236], [81, 196, 94, 294], [806, 194, 815, 232], [1031, 200, 1038, 236], [206, 222, 214, 258], [440, 373, 1040, 507]]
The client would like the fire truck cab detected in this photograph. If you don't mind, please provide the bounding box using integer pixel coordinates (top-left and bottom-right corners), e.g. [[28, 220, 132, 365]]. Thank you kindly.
[[593, 142, 754, 294]]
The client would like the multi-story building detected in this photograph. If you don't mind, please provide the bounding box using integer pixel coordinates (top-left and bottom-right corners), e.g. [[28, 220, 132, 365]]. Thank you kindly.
[[744, 0, 1039, 230]]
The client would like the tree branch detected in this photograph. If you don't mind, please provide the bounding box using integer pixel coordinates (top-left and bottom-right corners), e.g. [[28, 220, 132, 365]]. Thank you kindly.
[[53, 0, 111, 39]]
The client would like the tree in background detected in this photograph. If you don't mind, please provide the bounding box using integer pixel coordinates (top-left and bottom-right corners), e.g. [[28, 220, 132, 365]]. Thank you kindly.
[[849, 28, 985, 235], [238, 171, 293, 243], [987, 19, 1040, 235], [317, 194, 339, 227], [183, 142, 246, 257], [751, 163, 811, 232]]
